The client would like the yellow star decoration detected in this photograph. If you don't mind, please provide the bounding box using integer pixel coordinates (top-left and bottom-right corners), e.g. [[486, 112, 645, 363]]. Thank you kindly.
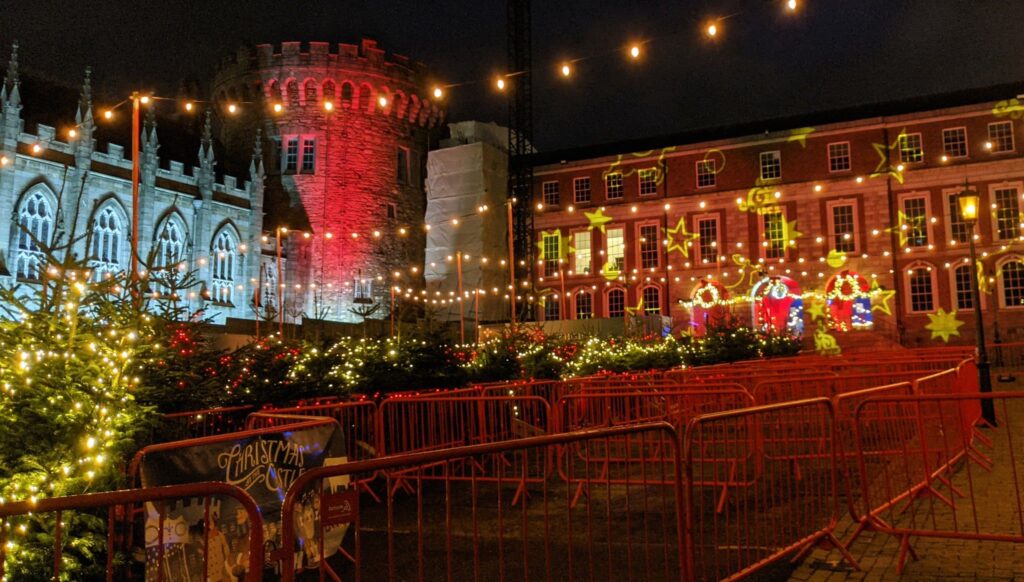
[[869, 130, 910, 184], [868, 278, 892, 315], [826, 250, 847, 269], [783, 219, 803, 248], [787, 127, 815, 148], [600, 261, 621, 282], [885, 210, 925, 247], [806, 299, 827, 322], [625, 298, 644, 316], [869, 279, 896, 316], [666, 217, 700, 257], [925, 308, 965, 343], [585, 208, 613, 233]]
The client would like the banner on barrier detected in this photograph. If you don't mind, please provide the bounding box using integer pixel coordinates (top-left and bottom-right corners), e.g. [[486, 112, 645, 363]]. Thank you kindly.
[[140, 422, 349, 580]]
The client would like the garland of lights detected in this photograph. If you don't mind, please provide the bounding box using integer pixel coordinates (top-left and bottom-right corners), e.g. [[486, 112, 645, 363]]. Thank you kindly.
[[826, 273, 866, 302], [691, 282, 724, 309]]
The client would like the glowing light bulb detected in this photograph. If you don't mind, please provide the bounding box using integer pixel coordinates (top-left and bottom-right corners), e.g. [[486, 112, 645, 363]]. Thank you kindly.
[[323, 100, 334, 112], [273, 103, 283, 113], [140, 95, 150, 105], [227, 103, 238, 114], [378, 95, 388, 108], [496, 77, 506, 91], [31, 144, 41, 154], [0, 155, 8, 166], [706, 23, 718, 37], [941, 154, 949, 162], [184, 101, 194, 112], [432, 86, 444, 99], [786, 0, 798, 11], [629, 45, 641, 59], [103, 110, 113, 120], [561, 63, 572, 77], [985, 141, 993, 150], [67, 128, 77, 139]]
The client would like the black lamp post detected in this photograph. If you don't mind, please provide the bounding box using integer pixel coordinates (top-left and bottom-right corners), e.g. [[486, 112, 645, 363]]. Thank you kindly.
[[957, 186, 997, 425]]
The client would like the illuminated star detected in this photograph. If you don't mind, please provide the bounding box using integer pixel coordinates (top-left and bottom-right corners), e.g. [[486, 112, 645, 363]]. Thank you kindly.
[[925, 308, 965, 343], [666, 217, 699, 257], [783, 219, 803, 248], [869, 280, 896, 316], [537, 230, 575, 263], [585, 208, 613, 233], [787, 127, 815, 148], [806, 300, 826, 322], [884, 210, 925, 247], [869, 130, 910, 184], [600, 261, 620, 282], [626, 298, 645, 316]]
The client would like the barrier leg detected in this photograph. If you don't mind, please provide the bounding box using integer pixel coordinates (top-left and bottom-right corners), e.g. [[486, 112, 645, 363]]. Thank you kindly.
[[790, 531, 861, 572], [895, 533, 919, 574]]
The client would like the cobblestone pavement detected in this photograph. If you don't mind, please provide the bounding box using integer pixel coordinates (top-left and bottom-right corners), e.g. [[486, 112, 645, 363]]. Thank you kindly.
[[788, 374, 1024, 581]]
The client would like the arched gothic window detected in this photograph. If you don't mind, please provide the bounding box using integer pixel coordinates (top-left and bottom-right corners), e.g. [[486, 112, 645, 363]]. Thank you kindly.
[[14, 190, 54, 280], [211, 228, 239, 305], [303, 79, 318, 105], [152, 215, 188, 294], [90, 204, 126, 280]]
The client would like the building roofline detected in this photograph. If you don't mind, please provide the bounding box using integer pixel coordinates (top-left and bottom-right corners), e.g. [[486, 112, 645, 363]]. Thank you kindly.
[[527, 81, 1024, 167]]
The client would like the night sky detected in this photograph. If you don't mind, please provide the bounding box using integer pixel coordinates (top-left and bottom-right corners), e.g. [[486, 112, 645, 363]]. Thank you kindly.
[[2, 0, 1023, 152]]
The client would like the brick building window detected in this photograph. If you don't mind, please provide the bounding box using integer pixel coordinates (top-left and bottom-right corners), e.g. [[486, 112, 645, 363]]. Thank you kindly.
[[396, 147, 410, 184], [696, 216, 719, 265], [639, 169, 659, 196], [827, 201, 857, 253], [642, 286, 661, 315], [574, 177, 592, 204], [542, 231, 561, 277], [828, 142, 851, 172], [942, 127, 968, 158], [574, 231, 592, 274], [544, 297, 560, 320], [542, 181, 560, 206], [759, 151, 781, 180], [1001, 260, 1024, 307], [898, 132, 924, 163], [638, 224, 659, 269], [575, 290, 593, 319], [994, 187, 1021, 240], [762, 210, 787, 259], [607, 227, 625, 271], [284, 137, 299, 172], [386, 203, 397, 219], [901, 195, 929, 247], [605, 173, 623, 200], [301, 138, 316, 172], [953, 263, 974, 310], [696, 159, 716, 188], [988, 121, 1015, 153], [607, 288, 625, 317], [947, 192, 970, 243], [907, 264, 935, 313]]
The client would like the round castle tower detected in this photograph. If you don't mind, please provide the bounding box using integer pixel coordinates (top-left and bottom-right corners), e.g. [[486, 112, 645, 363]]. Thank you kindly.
[[212, 39, 443, 323]]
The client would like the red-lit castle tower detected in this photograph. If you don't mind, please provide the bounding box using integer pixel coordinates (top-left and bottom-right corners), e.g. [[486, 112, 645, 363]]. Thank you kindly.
[[212, 39, 443, 323]]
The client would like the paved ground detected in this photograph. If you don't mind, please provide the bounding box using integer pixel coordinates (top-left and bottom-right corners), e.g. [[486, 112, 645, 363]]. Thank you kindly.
[[789, 372, 1024, 581]]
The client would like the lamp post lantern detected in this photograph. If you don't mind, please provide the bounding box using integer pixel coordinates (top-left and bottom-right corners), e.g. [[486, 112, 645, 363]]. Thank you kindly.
[[958, 185, 997, 425]]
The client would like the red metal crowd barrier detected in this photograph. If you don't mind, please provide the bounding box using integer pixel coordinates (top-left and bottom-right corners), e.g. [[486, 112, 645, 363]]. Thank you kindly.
[[0, 482, 264, 582], [276, 422, 687, 582], [158, 405, 255, 440], [683, 398, 858, 582], [850, 392, 1024, 573]]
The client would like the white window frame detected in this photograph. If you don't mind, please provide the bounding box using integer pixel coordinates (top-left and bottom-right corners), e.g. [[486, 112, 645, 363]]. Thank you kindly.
[[997, 256, 1024, 309], [897, 192, 933, 249], [283, 136, 300, 172], [989, 182, 1023, 242], [696, 159, 716, 188], [758, 207, 788, 260], [903, 262, 937, 314], [759, 151, 781, 181], [988, 121, 1015, 154], [950, 261, 983, 311], [942, 127, 969, 159], [542, 181, 560, 206], [89, 202, 127, 280], [638, 168, 659, 196], [635, 221, 661, 270], [641, 285, 661, 315], [301, 137, 316, 173], [572, 230, 592, 275], [211, 228, 239, 305], [573, 288, 594, 320], [605, 172, 623, 200], [898, 132, 924, 164], [606, 287, 626, 318], [943, 188, 972, 246], [827, 141, 851, 173], [606, 226, 626, 272], [825, 199, 860, 254], [573, 176, 592, 204], [693, 213, 720, 266]]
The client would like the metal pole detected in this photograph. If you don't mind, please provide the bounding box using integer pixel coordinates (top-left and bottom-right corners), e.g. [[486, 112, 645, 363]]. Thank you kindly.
[[558, 261, 566, 319], [390, 284, 396, 338], [277, 229, 284, 338], [507, 201, 517, 324], [475, 289, 480, 344], [456, 252, 465, 343], [967, 221, 996, 425], [130, 93, 140, 286], [255, 262, 262, 340]]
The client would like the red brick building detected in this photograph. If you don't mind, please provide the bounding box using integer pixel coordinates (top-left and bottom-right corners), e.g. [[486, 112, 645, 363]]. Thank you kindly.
[[530, 85, 1024, 347]]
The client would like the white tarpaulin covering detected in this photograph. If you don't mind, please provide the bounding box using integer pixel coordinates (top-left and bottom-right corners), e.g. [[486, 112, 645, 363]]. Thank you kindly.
[[424, 122, 509, 322]]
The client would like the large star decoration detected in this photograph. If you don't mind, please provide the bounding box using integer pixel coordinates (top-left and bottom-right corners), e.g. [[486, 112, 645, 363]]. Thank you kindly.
[[885, 210, 925, 247], [787, 127, 815, 148], [869, 280, 896, 316], [869, 131, 909, 184], [925, 308, 965, 343], [806, 299, 827, 322], [666, 217, 699, 257], [585, 208, 613, 233], [626, 298, 645, 316], [783, 219, 803, 248]]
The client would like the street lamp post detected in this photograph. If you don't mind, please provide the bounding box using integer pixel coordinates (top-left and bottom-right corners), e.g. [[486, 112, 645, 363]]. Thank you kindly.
[[958, 187, 997, 426]]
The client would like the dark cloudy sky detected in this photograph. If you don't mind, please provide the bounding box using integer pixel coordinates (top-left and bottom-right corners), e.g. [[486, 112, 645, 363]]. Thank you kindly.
[[2, 0, 1023, 151]]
